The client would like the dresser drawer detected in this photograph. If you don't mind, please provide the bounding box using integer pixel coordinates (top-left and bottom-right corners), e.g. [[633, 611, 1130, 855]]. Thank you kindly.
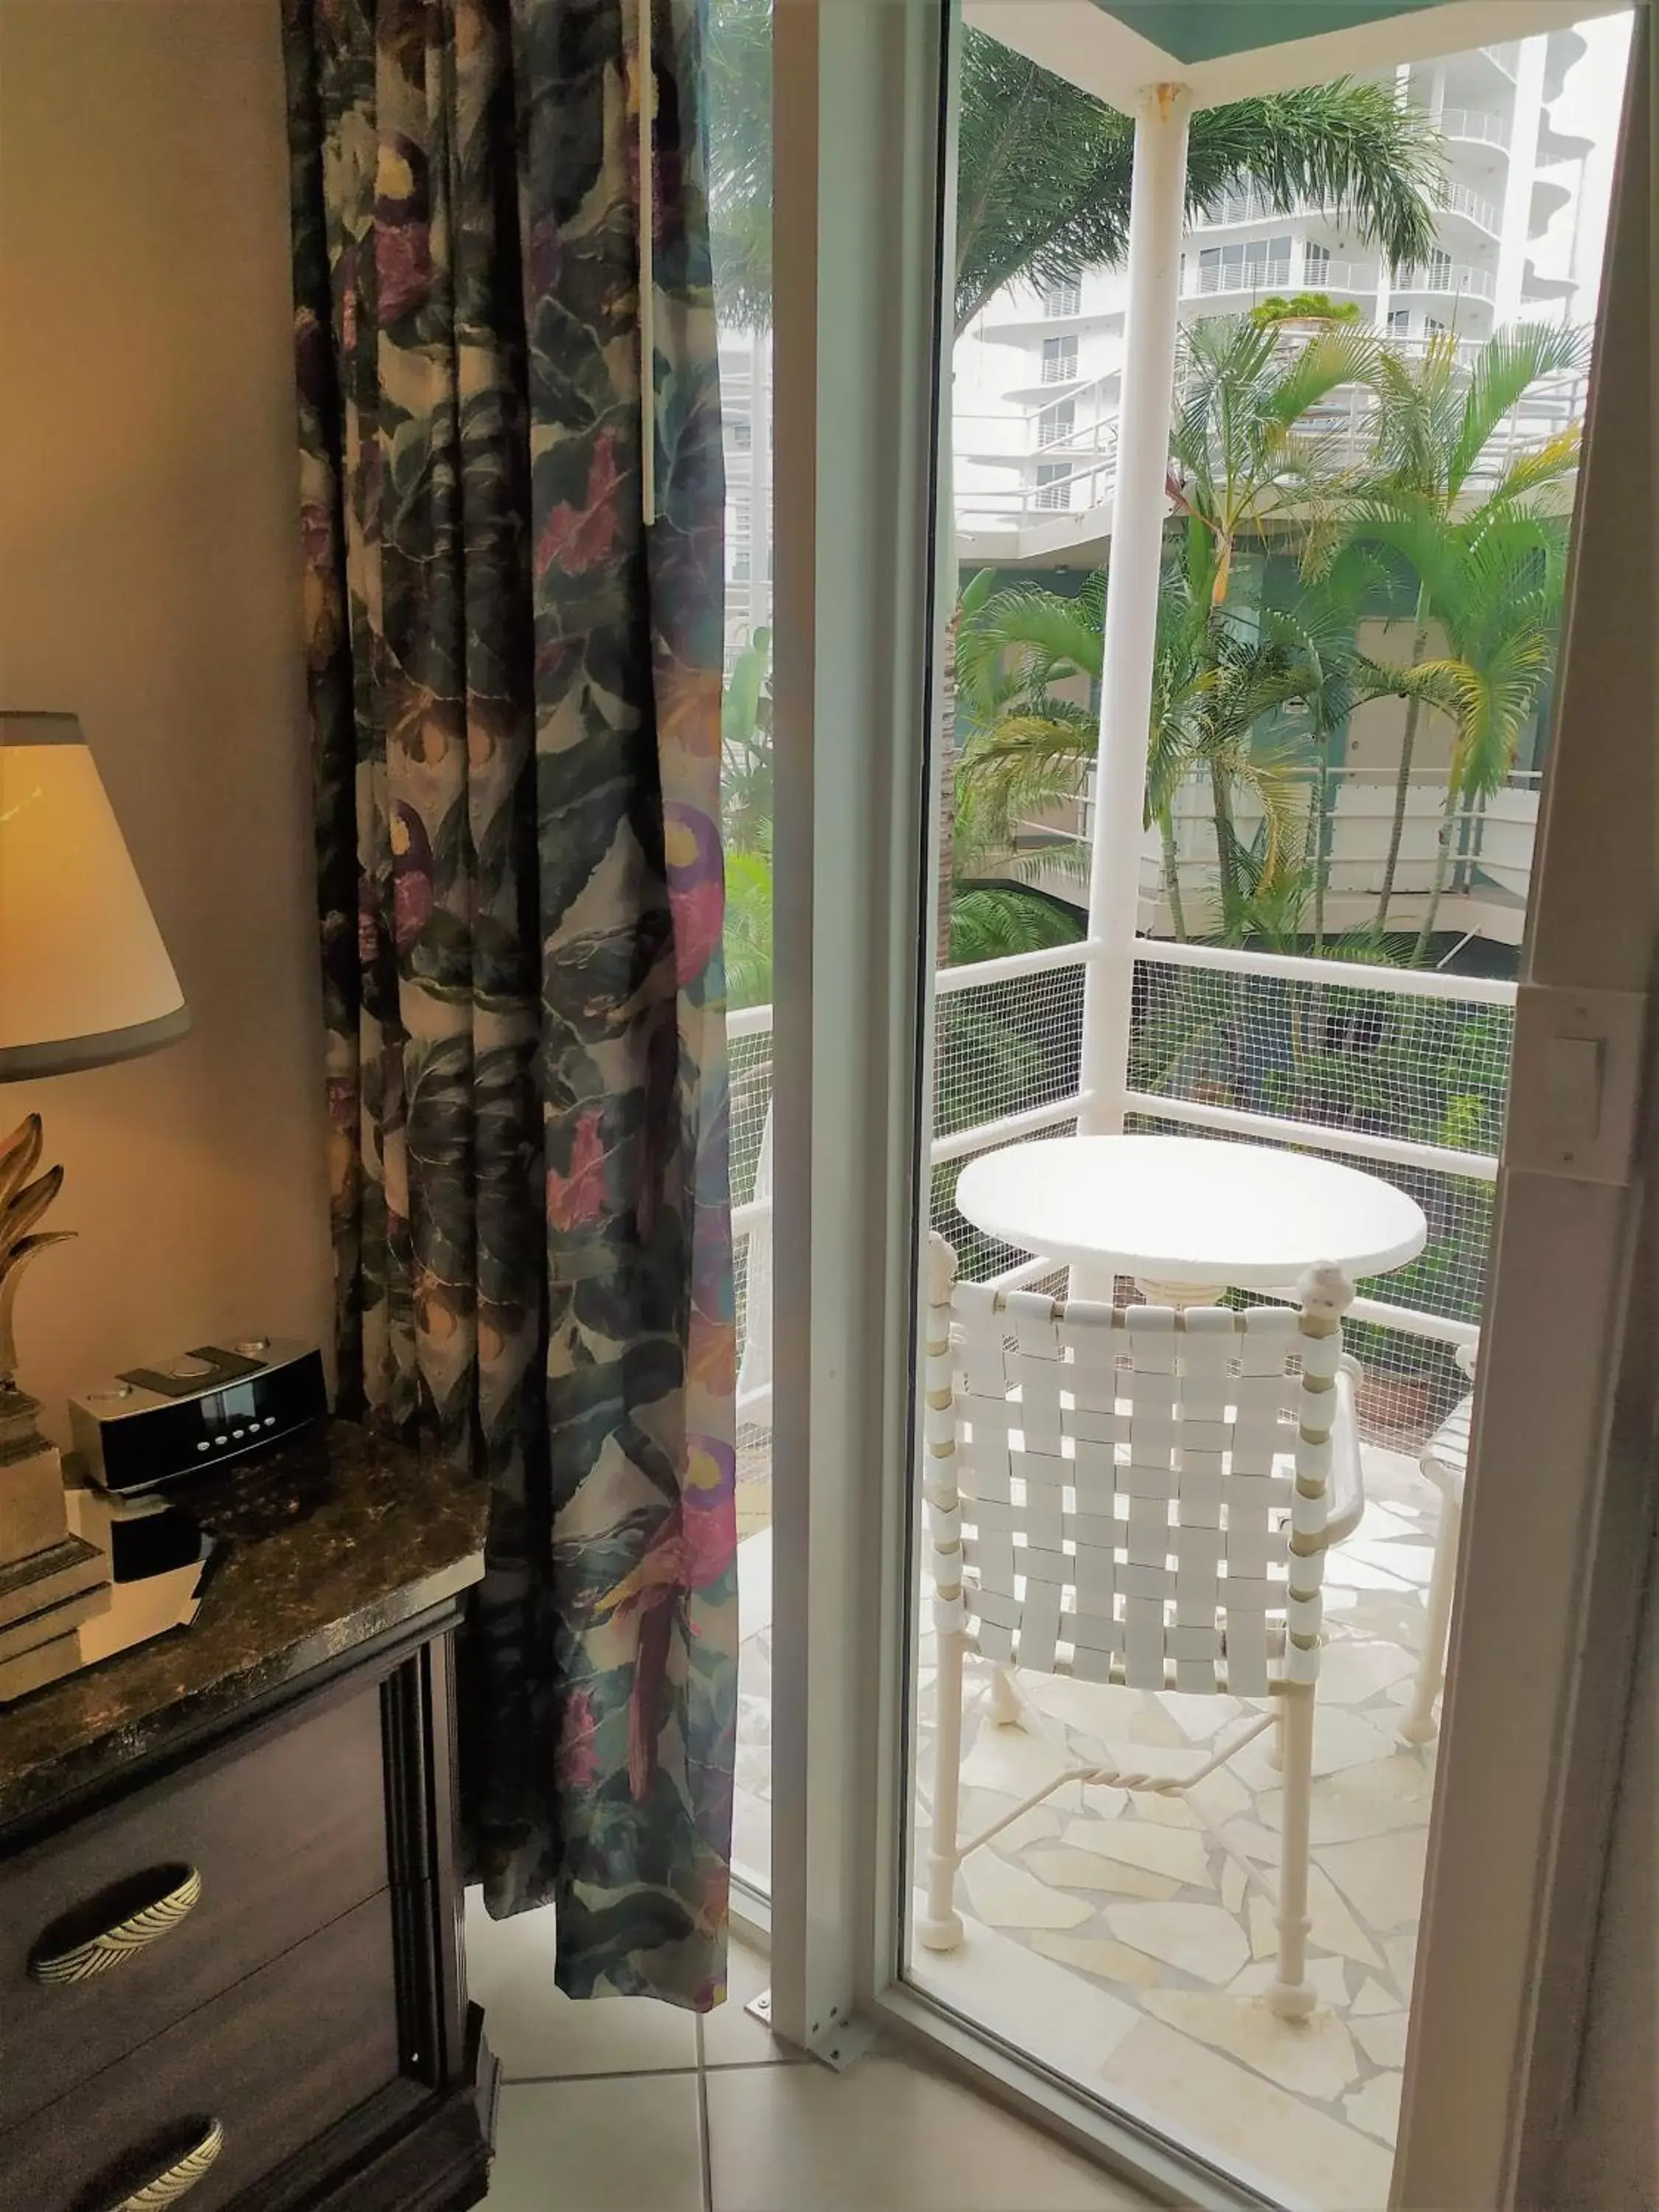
[[0, 1682, 388, 2130], [0, 1891, 400, 2212]]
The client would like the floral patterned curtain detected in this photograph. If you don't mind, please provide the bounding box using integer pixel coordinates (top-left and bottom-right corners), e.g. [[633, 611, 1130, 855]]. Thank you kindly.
[[282, 0, 736, 2008]]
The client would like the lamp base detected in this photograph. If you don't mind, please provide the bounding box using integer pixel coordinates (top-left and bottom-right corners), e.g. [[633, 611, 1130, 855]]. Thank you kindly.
[[0, 1385, 113, 1701]]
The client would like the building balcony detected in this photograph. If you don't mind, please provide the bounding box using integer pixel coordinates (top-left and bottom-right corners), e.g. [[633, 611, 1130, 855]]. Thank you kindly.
[[1436, 105, 1510, 152], [1181, 256, 1380, 305], [1433, 178, 1503, 239], [724, 883, 1520, 2199], [1182, 256, 1293, 300], [1391, 260, 1496, 303]]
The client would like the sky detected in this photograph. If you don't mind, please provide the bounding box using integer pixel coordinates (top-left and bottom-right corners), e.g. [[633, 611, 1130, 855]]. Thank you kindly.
[[1531, 10, 1634, 321]]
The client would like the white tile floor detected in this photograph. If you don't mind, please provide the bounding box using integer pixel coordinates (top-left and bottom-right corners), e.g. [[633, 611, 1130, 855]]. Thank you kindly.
[[729, 1440, 1447, 2210], [470, 1911, 1159, 2212]]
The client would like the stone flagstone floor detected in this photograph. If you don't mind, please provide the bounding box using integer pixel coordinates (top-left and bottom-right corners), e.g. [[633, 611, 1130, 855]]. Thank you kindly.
[[732, 1440, 1447, 2211]]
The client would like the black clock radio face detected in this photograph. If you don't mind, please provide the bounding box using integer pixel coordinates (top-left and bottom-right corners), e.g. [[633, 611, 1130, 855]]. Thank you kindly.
[[72, 1341, 327, 1492]]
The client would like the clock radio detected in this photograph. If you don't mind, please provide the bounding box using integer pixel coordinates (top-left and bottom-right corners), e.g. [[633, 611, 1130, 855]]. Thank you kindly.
[[69, 1337, 327, 1495]]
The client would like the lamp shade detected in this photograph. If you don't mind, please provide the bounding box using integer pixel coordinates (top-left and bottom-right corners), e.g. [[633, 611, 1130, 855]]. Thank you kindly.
[[0, 714, 189, 1080]]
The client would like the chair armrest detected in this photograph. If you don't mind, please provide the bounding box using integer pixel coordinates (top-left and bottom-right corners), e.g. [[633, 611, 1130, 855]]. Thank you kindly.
[[1308, 1365, 1366, 1551]]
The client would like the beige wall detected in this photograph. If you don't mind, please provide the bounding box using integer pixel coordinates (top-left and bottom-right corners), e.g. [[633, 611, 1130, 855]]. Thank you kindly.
[[0, 0, 333, 1441]]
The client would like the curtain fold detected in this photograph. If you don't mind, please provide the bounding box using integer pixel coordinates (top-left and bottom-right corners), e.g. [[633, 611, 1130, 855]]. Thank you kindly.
[[283, 0, 736, 2008]]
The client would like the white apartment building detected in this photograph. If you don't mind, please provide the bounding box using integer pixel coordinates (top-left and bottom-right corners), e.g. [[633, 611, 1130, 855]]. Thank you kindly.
[[952, 20, 1621, 568]]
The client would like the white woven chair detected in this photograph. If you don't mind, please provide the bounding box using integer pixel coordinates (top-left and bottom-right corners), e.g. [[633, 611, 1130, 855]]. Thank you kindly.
[[919, 1234, 1366, 2021], [1398, 1342, 1477, 1745]]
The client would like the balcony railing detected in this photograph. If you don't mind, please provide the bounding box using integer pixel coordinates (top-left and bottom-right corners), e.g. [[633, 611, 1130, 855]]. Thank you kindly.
[[953, 351, 1585, 538], [953, 418, 1119, 536], [728, 933, 1514, 1439], [1183, 257, 1293, 299], [1433, 178, 1503, 235], [1438, 106, 1510, 150], [1392, 260, 1497, 302]]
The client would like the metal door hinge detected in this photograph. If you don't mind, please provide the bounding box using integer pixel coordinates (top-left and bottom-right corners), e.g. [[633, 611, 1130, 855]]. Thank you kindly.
[[745, 1986, 875, 2072], [1507, 984, 1648, 1186]]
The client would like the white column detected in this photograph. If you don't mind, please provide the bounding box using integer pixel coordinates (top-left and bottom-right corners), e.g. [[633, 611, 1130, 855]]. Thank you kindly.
[[1077, 83, 1192, 1144], [1494, 37, 1548, 326]]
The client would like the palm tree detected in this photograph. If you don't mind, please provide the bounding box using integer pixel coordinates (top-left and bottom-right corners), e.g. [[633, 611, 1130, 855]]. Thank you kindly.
[[1166, 314, 1382, 607], [1354, 504, 1570, 963], [706, 1, 1442, 961], [1157, 315, 1397, 922], [707, 6, 1442, 335], [1326, 324, 1589, 925], [955, 561, 1321, 940]]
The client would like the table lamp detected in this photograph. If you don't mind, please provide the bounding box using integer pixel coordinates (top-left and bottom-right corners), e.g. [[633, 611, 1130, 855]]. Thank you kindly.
[[0, 710, 190, 1697]]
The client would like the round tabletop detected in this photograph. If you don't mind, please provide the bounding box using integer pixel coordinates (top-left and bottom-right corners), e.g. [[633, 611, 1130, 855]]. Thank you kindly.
[[953, 1133, 1427, 1290]]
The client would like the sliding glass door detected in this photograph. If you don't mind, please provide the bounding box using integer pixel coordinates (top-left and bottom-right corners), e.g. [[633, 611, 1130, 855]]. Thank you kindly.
[[758, 5, 1646, 2209]]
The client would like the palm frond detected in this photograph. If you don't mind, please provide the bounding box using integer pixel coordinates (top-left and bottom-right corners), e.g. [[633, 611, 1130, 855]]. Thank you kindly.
[[949, 884, 1087, 966], [1186, 80, 1441, 268], [1479, 427, 1582, 509], [1444, 323, 1591, 496]]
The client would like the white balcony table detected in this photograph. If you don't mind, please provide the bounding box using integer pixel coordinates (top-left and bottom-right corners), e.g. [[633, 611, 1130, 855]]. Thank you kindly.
[[953, 1133, 1427, 1304]]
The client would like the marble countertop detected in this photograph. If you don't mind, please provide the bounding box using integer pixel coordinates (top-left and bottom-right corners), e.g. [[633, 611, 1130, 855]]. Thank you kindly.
[[0, 1420, 489, 1832]]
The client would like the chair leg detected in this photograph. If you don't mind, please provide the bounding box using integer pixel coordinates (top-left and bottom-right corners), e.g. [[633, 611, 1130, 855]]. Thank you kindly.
[[1269, 1683, 1317, 2021], [1263, 1703, 1284, 1772], [917, 1627, 967, 1952], [1399, 1491, 1461, 1746], [988, 1661, 1023, 1729]]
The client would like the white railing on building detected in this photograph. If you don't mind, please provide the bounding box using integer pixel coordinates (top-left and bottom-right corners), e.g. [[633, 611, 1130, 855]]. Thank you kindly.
[[1394, 260, 1497, 302], [727, 933, 1510, 1380], [1041, 349, 1079, 384], [1439, 107, 1511, 150], [954, 422, 1119, 534], [1183, 257, 1294, 299], [1433, 178, 1503, 235]]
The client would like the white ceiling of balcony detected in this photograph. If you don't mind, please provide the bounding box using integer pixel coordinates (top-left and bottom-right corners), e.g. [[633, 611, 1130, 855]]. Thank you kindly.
[[963, 0, 1628, 112]]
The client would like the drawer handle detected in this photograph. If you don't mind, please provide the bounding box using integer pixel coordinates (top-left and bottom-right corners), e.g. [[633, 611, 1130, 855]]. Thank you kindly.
[[29, 1865, 204, 1986], [102, 2118, 224, 2211]]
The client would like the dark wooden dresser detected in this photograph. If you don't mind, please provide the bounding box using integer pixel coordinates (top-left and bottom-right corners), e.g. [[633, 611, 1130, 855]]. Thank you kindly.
[[0, 1424, 496, 2212]]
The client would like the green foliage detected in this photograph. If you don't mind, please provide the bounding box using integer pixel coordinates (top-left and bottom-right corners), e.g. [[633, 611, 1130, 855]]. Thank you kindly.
[[1249, 293, 1363, 327], [720, 627, 773, 857], [723, 840, 774, 1010], [949, 885, 1086, 967], [706, 0, 1441, 335]]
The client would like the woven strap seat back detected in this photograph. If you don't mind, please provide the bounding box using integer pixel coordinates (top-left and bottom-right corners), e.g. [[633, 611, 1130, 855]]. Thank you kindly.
[[938, 1286, 1342, 1697]]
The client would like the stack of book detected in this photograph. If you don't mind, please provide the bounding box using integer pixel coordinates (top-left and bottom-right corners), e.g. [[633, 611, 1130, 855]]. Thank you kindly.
[[0, 1387, 112, 1700]]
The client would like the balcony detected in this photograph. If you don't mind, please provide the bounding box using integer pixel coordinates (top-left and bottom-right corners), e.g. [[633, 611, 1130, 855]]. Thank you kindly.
[[1391, 260, 1496, 302], [1182, 256, 1293, 299], [1433, 178, 1503, 237], [1437, 105, 1510, 151], [1181, 256, 1384, 305], [727, 925, 1509, 2199]]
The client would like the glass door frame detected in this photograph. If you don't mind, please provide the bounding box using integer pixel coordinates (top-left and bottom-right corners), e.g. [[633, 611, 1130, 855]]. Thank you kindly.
[[757, 7, 1654, 2211]]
